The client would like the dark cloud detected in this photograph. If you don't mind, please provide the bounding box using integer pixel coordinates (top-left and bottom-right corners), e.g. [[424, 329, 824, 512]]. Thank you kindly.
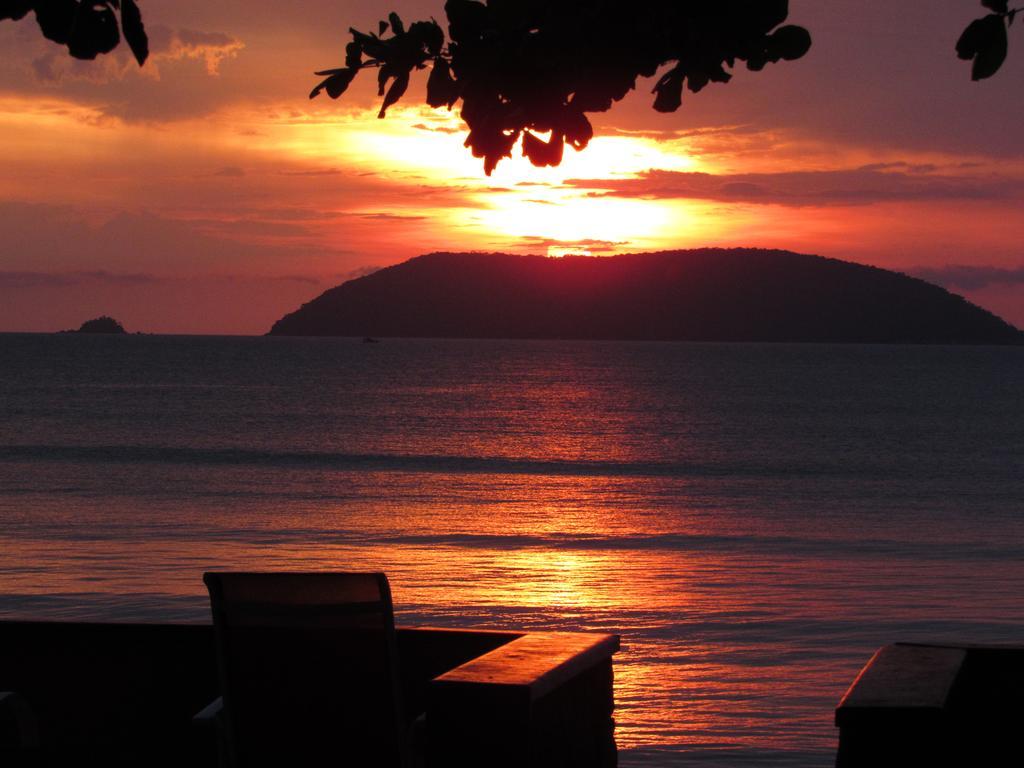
[[20, 24, 243, 86], [189, 218, 312, 237], [858, 161, 938, 174], [356, 212, 428, 221], [0, 202, 336, 274], [213, 166, 245, 177], [0, 270, 157, 288], [254, 274, 323, 285], [0, 271, 77, 288], [564, 167, 1023, 206], [0, 19, 246, 122], [278, 168, 344, 176], [909, 265, 1024, 290], [232, 207, 346, 222], [0, 268, 321, 289]]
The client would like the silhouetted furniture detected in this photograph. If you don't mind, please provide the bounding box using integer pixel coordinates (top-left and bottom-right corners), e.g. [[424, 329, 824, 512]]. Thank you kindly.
[[0, 618, 619, 768], [0, 621, 219, 768], [430, 631, 619, 767], [836, 643, 1024, 767], [202, 571, 409, 768]]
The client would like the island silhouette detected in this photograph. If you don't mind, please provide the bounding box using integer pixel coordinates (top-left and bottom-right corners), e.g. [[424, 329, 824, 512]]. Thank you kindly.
[[269, 249, 1023, 344], [59, 316, 128, 334]]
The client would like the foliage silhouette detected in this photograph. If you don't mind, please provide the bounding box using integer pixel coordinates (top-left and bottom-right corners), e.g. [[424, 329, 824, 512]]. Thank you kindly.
[[312, 1, 812, 174], [956, 0, 1023, 80], [2, 2, 1021, 174], [1, 0, 148, 65]]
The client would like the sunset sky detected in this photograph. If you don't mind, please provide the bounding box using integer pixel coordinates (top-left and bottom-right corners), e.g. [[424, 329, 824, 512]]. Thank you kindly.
[[2, 0, 1024, 334]]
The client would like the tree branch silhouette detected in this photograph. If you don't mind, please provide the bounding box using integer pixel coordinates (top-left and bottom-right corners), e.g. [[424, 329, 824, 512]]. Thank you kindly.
[[3, 2, 1021, 176], [311, 1, 812, 174], [957, 0, 1024, 80], [1, 1, 148, 65]]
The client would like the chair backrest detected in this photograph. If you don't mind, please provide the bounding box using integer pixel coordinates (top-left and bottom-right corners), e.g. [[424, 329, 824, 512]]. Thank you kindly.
[[203, 572, 406, 768]]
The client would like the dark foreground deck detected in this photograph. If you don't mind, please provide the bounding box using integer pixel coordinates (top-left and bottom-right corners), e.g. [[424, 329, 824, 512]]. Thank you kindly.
[[836, 643, 1024, 767], [0, 621, 618, 768]]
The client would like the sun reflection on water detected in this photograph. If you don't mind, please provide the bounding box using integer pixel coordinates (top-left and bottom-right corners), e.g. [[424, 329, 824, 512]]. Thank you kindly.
[[4, 339, 1024, 766]]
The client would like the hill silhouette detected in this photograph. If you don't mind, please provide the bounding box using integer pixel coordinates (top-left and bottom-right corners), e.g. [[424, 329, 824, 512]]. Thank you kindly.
[[59, 316, 128, 334], [268, 249, 1023, 344]]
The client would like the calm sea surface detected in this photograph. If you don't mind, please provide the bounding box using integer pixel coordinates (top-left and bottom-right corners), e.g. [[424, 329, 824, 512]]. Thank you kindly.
[[1, 334, 1023, 766]]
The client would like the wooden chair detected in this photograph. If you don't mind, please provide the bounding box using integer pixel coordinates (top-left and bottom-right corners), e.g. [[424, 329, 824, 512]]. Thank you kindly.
[[199, 572, 411, 768]]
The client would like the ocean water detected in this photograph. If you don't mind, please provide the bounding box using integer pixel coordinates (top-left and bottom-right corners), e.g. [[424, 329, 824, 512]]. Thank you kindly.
[[1, 334, 1022, 766]]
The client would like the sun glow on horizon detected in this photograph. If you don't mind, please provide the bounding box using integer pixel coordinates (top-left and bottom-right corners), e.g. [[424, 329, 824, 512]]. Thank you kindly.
[[547, 246, 592, 258], [474, 194, 678, 247], [0, 95, 914, 263], [276, 105, 706, 252]]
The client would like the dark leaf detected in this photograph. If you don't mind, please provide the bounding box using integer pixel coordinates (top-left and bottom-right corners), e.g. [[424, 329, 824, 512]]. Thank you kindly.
[[351, 27, 389, 59], [409, 20, 444, 55], [0, 1, 33, 21], [467, 128, 518, 176], [708, 64, 732, 84], [687, 70, 709, 93], [956, 14, 1008, 79], [68, 2, 120, 60], [746, 51, 768, 71], [426, 57, 460, 108], [570, 85, 613, 113], [379, 71, 409, 117], [120, 0, 148, 65], [766, 25, 812, 61], [345, 40, 362, 68], [522, 130, 564, 167], [748, 0, 790, 35], [309, 68, 357, 99], [956, 18, 984, 59], [34, 0, 78, 45], [378, 20, 388, 36], [559, 108, 593, 150], [974, 21, 1008, 79], [388, 11, 405, 36], [652, 70, 683, 112], [982, 0, 1009, 13], [378, 64, 392, 96], [445, 0, 487, 42]]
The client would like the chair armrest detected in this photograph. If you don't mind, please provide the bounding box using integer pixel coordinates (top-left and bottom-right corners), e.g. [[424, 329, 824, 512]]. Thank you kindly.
[[192, 696, 223, 728], [0, 691, 39, 750]]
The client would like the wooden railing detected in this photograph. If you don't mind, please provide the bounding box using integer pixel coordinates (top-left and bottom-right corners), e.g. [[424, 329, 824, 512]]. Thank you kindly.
[[429, 631, 619, 767]]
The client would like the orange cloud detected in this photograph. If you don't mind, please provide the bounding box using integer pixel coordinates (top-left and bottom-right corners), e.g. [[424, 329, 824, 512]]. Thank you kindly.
[[26, 25, 244, 85]]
